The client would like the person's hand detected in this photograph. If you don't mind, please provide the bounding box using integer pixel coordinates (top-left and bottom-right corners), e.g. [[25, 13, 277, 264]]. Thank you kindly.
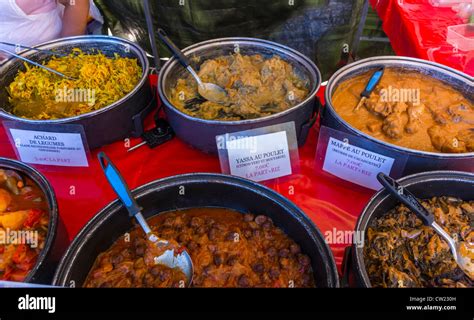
[[59, 0, 90, 37]]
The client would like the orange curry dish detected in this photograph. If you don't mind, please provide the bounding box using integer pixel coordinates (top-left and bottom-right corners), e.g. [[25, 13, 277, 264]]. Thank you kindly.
[[0, 169, 50, 281], [332, 68, 473, 153], [84, 208, 315, 288]]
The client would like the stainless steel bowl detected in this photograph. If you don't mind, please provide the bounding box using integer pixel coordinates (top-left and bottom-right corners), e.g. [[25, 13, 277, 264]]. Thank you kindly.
[[158, 37, 321, 154], [323, 56, 474, 175], [0, 36, 155, 149]]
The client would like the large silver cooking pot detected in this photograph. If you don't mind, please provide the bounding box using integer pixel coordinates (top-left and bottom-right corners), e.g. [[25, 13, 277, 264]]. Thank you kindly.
[[158, 38, 321, 154], [323, 56, 474, 175], [0, 36, 155, 149]]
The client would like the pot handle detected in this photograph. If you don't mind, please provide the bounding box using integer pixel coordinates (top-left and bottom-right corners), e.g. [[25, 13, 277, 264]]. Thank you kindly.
[[131, 87, 157, 137], [340, 245, 353, 288], [298, 98, 320, 145]]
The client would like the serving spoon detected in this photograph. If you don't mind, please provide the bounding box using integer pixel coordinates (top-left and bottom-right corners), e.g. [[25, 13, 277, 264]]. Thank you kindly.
[[156, 28, 228, 105], [377, 173, 474, 280], [0, 47, 76, 80], [0, 41, 68, 57], [97, 152, 193, 287]]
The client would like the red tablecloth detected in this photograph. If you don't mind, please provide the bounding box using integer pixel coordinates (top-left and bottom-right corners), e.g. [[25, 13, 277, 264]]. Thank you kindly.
[[1, 3, 472, 275], [0, 80, 375, 275], [370, 0, 474, 76]]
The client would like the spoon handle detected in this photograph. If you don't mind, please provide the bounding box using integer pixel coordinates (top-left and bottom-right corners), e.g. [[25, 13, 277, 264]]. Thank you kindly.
[[0, 47, 74, 80], [361, 67, 385, 98], [0, 41, 68, 57], [157, 28, 191, 68], [376, 172, 434, 226], [98, 152, 142, 218]]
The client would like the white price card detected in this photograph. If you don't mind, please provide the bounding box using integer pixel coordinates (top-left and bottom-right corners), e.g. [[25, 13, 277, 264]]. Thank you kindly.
[[227, 131, 292, 182], [4, 122, 89, 167], [217, 122, 299, 182], [315, 126, 408, 190], [322, 137, 394, 190]]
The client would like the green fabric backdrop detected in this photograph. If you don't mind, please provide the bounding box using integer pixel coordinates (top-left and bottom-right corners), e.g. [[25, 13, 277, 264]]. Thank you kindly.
[[95, 0, 366, 79]]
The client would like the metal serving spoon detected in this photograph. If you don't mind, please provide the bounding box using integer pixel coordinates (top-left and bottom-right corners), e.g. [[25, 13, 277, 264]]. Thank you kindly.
[[0, 47, 76, 80], [377, 173, 474, 280], [0, 41, 68, 57], [156, 28, 228, 105], [97, 152, 193, 287]]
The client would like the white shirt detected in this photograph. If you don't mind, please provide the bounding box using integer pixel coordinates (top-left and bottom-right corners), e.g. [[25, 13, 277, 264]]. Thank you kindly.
[[0, 0, 103, 58], [0, 0, 63, 51]]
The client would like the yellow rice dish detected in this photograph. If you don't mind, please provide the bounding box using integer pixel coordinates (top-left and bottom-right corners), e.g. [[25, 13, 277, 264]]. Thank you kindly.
[[7, 49, 142, 120]]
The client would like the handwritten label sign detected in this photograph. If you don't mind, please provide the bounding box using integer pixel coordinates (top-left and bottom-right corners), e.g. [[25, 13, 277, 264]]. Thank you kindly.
[[8, 128, 89, 167], [217, 122, 299, 182], [323, 137, 395, 190], [226, 131, 292, 182]]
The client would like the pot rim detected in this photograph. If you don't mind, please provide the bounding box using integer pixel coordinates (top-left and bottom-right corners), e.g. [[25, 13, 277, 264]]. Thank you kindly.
[[354, 170, 474, 287], [158, 37, 321, 126], [0, 157, 58, 283], [324, 56, 474, 158], [52, 172, 339, 287], [0, 35, 150, 123]]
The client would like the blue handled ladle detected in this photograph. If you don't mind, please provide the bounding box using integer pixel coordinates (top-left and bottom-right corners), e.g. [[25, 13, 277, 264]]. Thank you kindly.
[[354, 66, 385, 111], [377, 173, 473, 280], [98, 152, 193, 286]]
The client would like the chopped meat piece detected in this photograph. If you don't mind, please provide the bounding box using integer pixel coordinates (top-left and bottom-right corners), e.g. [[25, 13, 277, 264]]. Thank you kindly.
[[428, 125, 472, 153], [405, 103, 425, 134], [382, 112, 406, 139]]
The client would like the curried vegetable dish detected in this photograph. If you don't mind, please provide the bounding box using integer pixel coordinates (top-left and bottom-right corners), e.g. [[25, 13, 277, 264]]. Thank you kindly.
[[364, 197, 473, 288], [84, 208, 315, 288], [0, 169, 49, 281], [7, 49, 142, 120], [332, 68, 474, 153], [169, 53, 310, 121]]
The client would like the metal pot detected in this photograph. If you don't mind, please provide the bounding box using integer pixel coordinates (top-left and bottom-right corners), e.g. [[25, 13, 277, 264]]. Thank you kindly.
[[342, 170, 474, 287], [158, 38, 321, 154], [323, 56, 474, 175], [0, 157, 66, 284], [52, 173, 339, 287], [0, 36, 155, 149]]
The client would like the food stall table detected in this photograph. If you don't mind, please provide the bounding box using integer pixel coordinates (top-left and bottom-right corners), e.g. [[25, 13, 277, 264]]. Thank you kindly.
[[0, 80, 374, 276], [1, 10, 471, 274]]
